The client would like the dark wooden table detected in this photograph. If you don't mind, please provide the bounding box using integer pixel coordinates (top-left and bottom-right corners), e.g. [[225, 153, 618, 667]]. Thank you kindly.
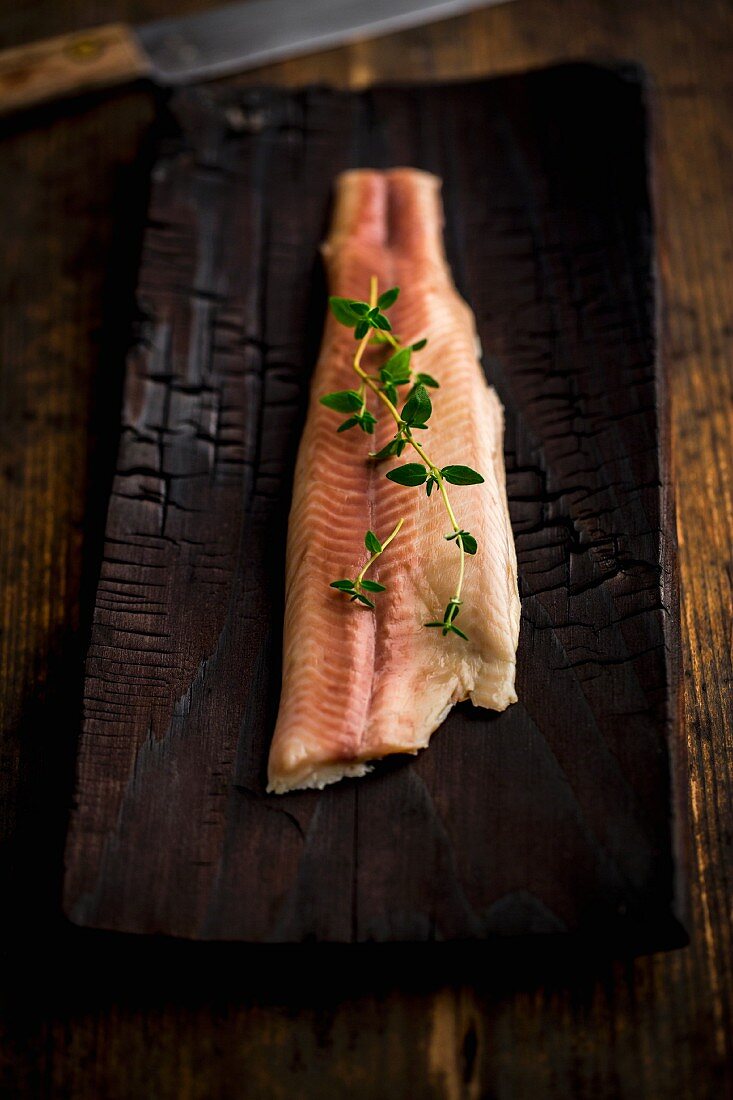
[[1, 0, 731, 1095]]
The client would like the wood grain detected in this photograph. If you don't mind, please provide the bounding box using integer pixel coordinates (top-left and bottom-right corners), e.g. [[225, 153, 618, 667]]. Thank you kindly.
[[1, 0, 731, 1095]]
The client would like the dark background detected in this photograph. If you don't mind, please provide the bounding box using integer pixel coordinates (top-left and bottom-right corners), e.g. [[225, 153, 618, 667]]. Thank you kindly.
[[1, 0, 731, 1096]]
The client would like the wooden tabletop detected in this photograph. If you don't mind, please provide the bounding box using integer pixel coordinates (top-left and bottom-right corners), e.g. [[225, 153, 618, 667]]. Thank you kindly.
[[0, 0, 731, 1096]]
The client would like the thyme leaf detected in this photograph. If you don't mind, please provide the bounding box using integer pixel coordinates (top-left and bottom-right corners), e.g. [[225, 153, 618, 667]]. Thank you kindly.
[[401, 384, 432, 428], [381, 348, 412, 384], [386, 463, 428, 486], [441, 465, 485, 485], [377, 286, 400, 309], [320, 390, 363, 413]]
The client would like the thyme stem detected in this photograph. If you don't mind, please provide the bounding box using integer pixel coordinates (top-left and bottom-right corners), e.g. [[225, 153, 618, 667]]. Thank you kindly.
[[356, 517, 404, 586]]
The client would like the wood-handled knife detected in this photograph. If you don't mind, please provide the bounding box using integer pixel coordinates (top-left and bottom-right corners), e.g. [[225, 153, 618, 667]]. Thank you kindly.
[[0, 0, 509, 115]]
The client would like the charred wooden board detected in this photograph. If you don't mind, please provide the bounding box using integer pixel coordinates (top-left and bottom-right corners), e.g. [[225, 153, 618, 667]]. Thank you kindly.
[[63, 63, 686, 947]]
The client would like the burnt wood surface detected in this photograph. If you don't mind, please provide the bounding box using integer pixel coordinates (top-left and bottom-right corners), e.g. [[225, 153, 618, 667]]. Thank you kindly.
[[62, 63, 686, 947]]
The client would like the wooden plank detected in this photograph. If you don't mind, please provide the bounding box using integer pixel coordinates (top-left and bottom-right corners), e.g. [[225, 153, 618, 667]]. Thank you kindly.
[[62, 62, 686, 947]]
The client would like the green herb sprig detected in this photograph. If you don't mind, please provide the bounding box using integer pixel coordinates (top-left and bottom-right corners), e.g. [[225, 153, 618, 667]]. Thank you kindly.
[[329, 519, 404, 608], [321, 276, 484, 640]]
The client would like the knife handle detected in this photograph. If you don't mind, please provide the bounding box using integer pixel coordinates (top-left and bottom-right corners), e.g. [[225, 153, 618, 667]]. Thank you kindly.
[[0, 23, 151, 116]]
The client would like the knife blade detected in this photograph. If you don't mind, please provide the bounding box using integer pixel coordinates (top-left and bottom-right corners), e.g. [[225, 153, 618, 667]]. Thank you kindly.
[[0, 0, 510, 116], [138, 0, 507, 84]]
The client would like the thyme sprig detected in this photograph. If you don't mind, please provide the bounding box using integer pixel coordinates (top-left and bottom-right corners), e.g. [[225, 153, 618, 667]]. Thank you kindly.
[[321, 276, 484, 640], [329, 519, 405, 608]]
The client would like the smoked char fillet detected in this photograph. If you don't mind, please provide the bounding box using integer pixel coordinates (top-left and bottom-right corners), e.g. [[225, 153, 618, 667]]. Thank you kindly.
[[267, 168, 520, 794]]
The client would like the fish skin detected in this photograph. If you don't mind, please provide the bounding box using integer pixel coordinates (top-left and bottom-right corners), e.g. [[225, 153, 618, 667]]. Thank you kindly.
[[267, 168, 520, 794]]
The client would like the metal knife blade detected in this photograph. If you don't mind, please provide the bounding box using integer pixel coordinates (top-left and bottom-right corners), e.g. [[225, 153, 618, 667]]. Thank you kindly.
[[136, 0, 508, 85]]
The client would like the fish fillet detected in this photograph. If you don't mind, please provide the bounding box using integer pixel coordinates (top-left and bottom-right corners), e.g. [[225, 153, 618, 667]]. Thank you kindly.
[[267, 168, 520, 794]]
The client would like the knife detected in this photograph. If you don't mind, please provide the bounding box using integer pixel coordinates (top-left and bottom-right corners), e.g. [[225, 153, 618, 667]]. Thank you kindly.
[[0, 0, 508, 116]]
